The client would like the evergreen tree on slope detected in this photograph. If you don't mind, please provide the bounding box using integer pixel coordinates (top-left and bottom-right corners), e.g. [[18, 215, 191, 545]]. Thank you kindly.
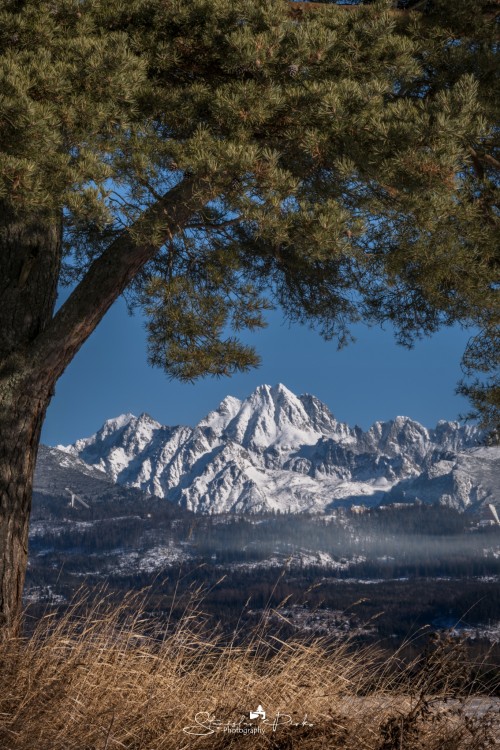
[[0, 0, 498, 631]]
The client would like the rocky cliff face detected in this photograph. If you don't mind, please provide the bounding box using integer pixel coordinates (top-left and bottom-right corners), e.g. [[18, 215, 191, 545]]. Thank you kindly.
[[54, 384, 497, 513]]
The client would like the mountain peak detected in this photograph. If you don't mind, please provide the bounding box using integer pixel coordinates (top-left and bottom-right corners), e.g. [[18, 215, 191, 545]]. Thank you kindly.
[[222, 382, 320, 450], [199, 394, 242, 435], [102, 413, 137, 432], [137, 412, 161, 425], [55, 385, 487, 514]]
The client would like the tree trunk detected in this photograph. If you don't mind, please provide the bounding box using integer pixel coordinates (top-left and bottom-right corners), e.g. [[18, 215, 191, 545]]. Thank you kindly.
[[0, 208, 62, 362], [0, 208, 62, 635], [0, 383, 51, 634]]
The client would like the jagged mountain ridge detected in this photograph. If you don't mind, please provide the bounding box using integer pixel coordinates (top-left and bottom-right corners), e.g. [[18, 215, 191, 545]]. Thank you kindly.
[[54, 384, 498, 514]]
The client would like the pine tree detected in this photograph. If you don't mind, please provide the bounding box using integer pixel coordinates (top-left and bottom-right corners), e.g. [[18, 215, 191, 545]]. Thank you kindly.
[[0, 0, 498, 632]]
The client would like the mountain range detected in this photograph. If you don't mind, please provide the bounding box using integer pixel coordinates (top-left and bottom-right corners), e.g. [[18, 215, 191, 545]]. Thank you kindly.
[[41, 383, 498, 515]]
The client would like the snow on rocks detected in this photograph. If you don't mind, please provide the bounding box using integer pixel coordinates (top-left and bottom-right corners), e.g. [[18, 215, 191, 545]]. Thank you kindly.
[[58, 384, 490, 515]]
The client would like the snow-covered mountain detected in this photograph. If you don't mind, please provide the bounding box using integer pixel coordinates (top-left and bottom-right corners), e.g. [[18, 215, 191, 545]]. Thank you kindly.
[[54, 384, 498, 514]]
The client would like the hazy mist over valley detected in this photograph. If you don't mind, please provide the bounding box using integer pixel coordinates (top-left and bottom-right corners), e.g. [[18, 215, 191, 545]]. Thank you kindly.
[[27, 385, 500, 653]]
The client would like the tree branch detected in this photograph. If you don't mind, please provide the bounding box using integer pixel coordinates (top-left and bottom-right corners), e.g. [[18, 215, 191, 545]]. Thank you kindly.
[[483, 152, 500, 171], [30, 176, 215, 384]]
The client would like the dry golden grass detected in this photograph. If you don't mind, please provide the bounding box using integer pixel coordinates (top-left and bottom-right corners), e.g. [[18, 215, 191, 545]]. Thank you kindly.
[[0, 586, 498, 750]]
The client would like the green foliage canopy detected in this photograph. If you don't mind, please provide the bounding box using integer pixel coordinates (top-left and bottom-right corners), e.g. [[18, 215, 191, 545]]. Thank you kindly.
[[0, 0, 498, 429]]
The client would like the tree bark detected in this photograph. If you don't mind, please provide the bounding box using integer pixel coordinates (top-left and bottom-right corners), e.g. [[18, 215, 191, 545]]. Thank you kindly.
[[0, 209, 62, 635], [0, 382, 51, 635], [0, 208, 62, 362]]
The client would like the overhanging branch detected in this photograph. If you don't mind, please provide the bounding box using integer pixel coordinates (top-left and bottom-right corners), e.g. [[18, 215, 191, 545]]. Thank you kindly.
[[30, 176, 215, 384]]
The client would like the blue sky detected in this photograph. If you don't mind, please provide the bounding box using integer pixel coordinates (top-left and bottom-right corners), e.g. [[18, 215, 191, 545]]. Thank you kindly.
[[42, 295, 473, 445]]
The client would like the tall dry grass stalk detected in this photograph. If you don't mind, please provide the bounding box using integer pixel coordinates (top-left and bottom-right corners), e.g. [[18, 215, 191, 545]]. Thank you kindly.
[[0, 585, 498, 750]]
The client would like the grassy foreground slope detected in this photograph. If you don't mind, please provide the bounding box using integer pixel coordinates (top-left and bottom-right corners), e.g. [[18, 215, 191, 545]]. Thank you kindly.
[[1, 591, 498, 750]]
